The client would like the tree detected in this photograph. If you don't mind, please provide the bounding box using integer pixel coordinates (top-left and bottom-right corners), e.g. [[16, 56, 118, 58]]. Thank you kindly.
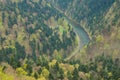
[[72, 68, 79, 80], [34, 72, 38, 79], [41, 67, 50, 79], [16, 67, 27, 76], [49, 73, 54, 80], [54, 62, 59, 72], [59, 68, 64, 79], [67, 71, 72, 80]]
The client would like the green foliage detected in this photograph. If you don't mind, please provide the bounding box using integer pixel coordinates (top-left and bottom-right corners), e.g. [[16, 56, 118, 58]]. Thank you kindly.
[[41, 67, 50, 78], [0, 66, 14, 80], [0, 0, 120, 80], [72, 68, 79, 80], [0, 72, 14, 80], [34, 72, 38, 79], [0, 0, 77, 68], [96, 35, 104, 43], [1, 55, 120, 80], [16, 67, 28, 76]]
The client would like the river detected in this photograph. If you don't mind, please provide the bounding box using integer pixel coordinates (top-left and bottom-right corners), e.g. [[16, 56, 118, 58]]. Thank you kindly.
[[52, 6, 90, 60], [65, 17, 90, 48], [64, 16, 90, 60]]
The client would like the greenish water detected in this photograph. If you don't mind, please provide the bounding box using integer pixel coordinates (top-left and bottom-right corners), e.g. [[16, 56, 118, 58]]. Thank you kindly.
[[53, 6, 90, 60], [64, 16, 90, 60], [51, 4, 90, 49], [65, 17, 90, 49], [71, 22, 90, 48]]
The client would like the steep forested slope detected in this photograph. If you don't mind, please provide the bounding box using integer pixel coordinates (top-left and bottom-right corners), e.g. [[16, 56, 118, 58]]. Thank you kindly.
[[0, 0, 120, 80], [88, 0, 120, 57], [49, 0, 115, 36], [66, 0, 120, 62], [48, 0, 120, 60], [0, 0, 77, 65]]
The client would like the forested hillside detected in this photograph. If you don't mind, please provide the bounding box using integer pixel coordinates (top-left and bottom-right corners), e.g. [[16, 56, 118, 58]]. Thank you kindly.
[[73, 0, 120, 61], [0, 0, 120, 80], [49, 0, 120, 60], [49, 0, 115, 36], [0, 0, 77, 63]]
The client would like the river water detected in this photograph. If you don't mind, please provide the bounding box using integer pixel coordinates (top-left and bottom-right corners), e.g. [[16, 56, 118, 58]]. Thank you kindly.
[[53, 6, 90, 60], [50, 4, 90, 49], [64, 16, 90, 60], [65, 17, 90, 49]]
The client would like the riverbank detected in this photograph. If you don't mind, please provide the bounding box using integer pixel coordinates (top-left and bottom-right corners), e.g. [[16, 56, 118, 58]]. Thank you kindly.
[[65, 15, 92, 41], [64, 16, 90, 61], [52, 5, 90, 60]]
